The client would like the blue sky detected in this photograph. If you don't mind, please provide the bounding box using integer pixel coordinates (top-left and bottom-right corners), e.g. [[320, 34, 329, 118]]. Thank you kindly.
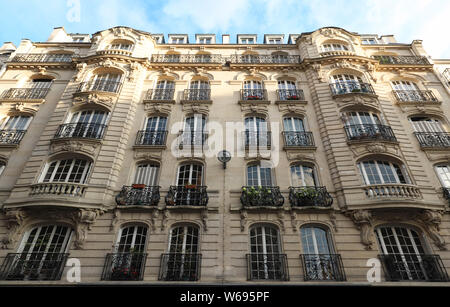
[[1, 0, 449, 58]]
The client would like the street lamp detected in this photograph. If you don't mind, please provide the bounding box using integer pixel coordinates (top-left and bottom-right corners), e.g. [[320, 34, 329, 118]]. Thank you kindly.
[[217, 150, 231, 169]]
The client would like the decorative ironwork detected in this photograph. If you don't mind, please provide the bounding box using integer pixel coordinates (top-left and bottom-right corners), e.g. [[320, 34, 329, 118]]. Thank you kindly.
[[0, 253, 69, 281], [300, 254, 346, 281], [115, 185, 161, 206], [414, 132, 450, 148], [244, 131, 272, 148], [178, 131, 208, 148], [378, 254, 449, 281], [135, 130, 168, 146], [246, 253, 289, 281], [240, 89, 268, 101], [54, 123, 107, 140], [374, 55, 430, 65], [283, 131, 315, 147], [10, 53, 73, 63], [183, 89, 211, 101], [30, 183, 87, 197], [289, 187, 333, 207], [393, 90, 438, 103], [101, 253, 147, 281], [165, 186, 209, 207], [1, 88, 50, 100], [159, 253, 202, 281], [0, 130, 26, 145], [151, 54, 223, 64], [144, 89, 175, 101], [330, 82, 376, 96], [230, 55, 301, 64], [240, 186, 284, 207], [277, 89, 305, 101], [344, 124, 397, 142], [77, 80, 122, 93]]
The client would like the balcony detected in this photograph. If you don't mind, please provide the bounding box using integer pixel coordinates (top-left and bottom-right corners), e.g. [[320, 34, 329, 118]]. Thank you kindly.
[[182, 89, 211, 101], [0, 88, 50, 101], [0, 130, 26, 145], [178, 131, 208, 149], [135, 130, 168, 146], [414, 132, 450, 148], [378, 254, 448, 281], [115, 185, 161, 207], [101, 253, 147, 281], [151, 54, 223, 64], [300, 254, 346, 281], [393, 90, 439, 104], [330, 82, 376, 96], [0, 253, 69, 281], [374, 55, 430, 66], [240, 89, 268, 101], [144, 89, 175, 101], [54, 123, 107, 140], [10, 53, 73, 63], [289, 187, 333, 208], [29, 182, 87, 198], [240, 186, 284, 208], [230, 55, 301, 64], [165, 185, 209, 207], [76, 80, 122, 94], [283, 131, 315, 148], [244, 131, 272, 149], [158, 253, 202, 281], [344, 124, 397, 143], [277, 89, 305, 101], [363, 184, 422, 199], [246, 253, 289, 281]]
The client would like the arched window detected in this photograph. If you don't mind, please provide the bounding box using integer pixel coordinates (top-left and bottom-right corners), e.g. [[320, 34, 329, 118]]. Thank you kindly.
[[153, 79, 175, 100], [435, 164, 450, 188], [181, 114, 207, 146], [58, 109, 109, 139], [177, 163, 204, 186], [139, 116, 168, 146], [342, 111, 393, 141], [85, 73, 122, 93], [247, 164, 273, 187], [357, 159, 410, 185], [321, 43, 349, 52], [290, 164, 317, 187], [392, 80, 430, 102], [0, 115, 33, 131], [243, 80, 264, 100], [134, 163, 160, 186], [188, 80, 210, 100], [41, 158, 92, 184], [115, 225, 148, 253], [330, 74, 372, 95], [108, 40, 134, 51], [277, 80, 301, 100]]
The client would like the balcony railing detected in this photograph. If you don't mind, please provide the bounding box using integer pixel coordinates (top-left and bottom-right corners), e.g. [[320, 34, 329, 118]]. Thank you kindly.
[[246, 253, 289, 281], [289, 187, 333, 208], [54, 123, 107, 140], [374, 55, 430, 65], [10, 53, 73, 63], [393, 90, 438, 103], [101, 253, 147, 281], [283, 131, 315, 147], [230, 55, 301, 64], [244, 131, 272, 148], [363, 184, 422, 199], [0, 130, 26, 145], [178, 131, 208, 148], [30, 182, 87, 197], [1, 88, 50, 100], [115, 185, 161, 206], [0, 253, 69, 281], [77, 80, 122, 93], [443, 188, 450, 204], [378, 254, 448, 281], [165, 185, 209, 207], [241, 89, 268, 101], [135, 130, 168, 146], [159, 253, 202, 281], [144, 89, 175, 101], [151, 54, 223, 64], [414, 132, 450, 148], [277, 89, 305, 101], [300, 254, 346, 281], [183, 89, 211, 101], [330, 82, 376, 96], [240, 186, 285, 208], [344, 124, 397, 142]]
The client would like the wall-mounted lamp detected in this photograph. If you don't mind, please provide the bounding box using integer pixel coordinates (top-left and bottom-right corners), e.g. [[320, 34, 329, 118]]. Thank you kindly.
[[217, 150, 231, 169]]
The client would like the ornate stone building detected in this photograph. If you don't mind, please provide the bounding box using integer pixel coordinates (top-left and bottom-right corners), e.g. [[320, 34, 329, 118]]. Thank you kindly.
[[0, 26, 449, 284]]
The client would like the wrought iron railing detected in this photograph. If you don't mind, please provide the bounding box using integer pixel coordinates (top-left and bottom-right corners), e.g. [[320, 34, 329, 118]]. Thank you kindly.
[[0, 253, 69, 281], [230, 55, 301, 64], [10, 53, 73, 63], [414, 132, 450, 148], [101, 253, 147, 281], [344, 124, 397, 142], [165, 185, 209, 207], [374, 55, 430, 65], [0, 130, 26, 145], [144, 89, 175, 101], [277, 89, 305, 101], [183, 89, 211, 101], [378, 254, 448, 281], [151, 54, 223, 64], [393, 90, 438, 103], [159, 253, 202, 281], [178, 131, 208, 148], [289, 187, 333, 208], [54, 123, 107, 140], [241, 89, 268, 101], [1, 88, 50, 100], [283, 131, 315, 147], [240, 186, 284, 207], [30, 182, 87, 197], [363, 184, 422, 199], [443, 188, 450, 204], [246, 253, 289, 281], [300, 254, 346, 281], [329, 82, 376, 96], [135, 130, 168, 146], [77, 80, 122, 93], [115, 185, 161, 206], [244, 131, 272, 148]]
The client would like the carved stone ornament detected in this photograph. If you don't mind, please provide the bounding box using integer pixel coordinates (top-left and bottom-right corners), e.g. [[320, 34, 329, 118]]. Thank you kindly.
[[134, 150, 162, 161], [144, 103, 173, 115], [277, 211, 285, 232], [1, 209, 27, 249], [277, 103, 306, 114], [416, 210, 447, 250], [239, 104, 268, 115], [73, 209, 103, 249], [240, 210, 248, 232], [128, 63, 141, 82], [74, 63, 87, 82], [201, 210, 208, 232], [311, 63, 325, 82], [349, 210, 374, 250], [110, 209, 121, 231], [73, 93, 115, 110], [182, 103, 210, 115], [320, 28, 340, 38], [366, 143, 387, 154], [161, 210, 170, 231], [50, 140, 99, 157], [151, 210, 160, 232], [290, 211, 298, 232]]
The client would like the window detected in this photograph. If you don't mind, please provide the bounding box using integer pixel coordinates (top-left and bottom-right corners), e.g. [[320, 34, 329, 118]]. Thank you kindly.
[[0, 115, 32, 131], [330, 74, 367, 94], [198, 37, 212, 44], [240, 38, 255, 44], [108, 43, 133, 51], [188, 80, 210, 100], [331, 74, 363, 85], [277, 80, 299, 99], [89, 73, 122, 92], [247, 164, 273, 187], [42, 158, 92, 184], [343, 111, 381, 126], [283, 117, 305, 132], [72, 37, 85, 42], [171, 37, 185, 44], [64, 110, 109, 139], [177, 164, 203, 186], [362, 38, 377, 45], [322, 43, 349, 52], [435, 165, 450, 188], [31, 78, 53, 89], [115, 225, 148, 253], [290, 164, 317, 187], [245, 116, 269, 147], [243, 80, 264, 99], [134, 163, 160, 186], [267, 38, 282, 44], [141, 116, 168, 145], [409, 117, 445, 133], [357, 160, 410, 185], [0, 161, 5, 176], [181, 114, 207, 146]]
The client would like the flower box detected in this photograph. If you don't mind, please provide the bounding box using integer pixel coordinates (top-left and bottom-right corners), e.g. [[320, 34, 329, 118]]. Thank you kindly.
[[132, 184, 146, 189], [185, 184, 197, 189]]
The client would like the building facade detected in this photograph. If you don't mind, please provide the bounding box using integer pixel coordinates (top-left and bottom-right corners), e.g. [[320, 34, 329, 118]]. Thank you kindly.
[[0, 26, 449, 284]]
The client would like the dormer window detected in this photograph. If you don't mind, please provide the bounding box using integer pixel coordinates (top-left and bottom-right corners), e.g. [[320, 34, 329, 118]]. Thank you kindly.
[[267, 38, 282, 44], [322, 43, 349, 52], [72, 37, 85, 42], [362, 38, 378, 45], [171, 37, 186, 44], [108, 43, 133, 51], [240, 38, 255, 44]]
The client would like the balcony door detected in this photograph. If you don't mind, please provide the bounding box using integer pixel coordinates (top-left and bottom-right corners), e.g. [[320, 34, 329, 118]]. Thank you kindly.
[[0, 115, 32, 131], [31, 78, 52, 89], [247, 164, 273, 187], [67, 110, 109, 138], [391, 80, 419, 91], [409, 117, 445, 133], [154, 80, 175, 100], [142, 116, 167, 145], [283, 117, 308, 146], [243, 80, 263, 99], [134, 163, 159, 186], [42, 158, 92, 184], [344, 111, 382, 139], [115, 225, 148, 253], [177, 164, 203, 187], [435, 165, 450, 188], [331, 74, 364, 93], [245, 117, 268, 147], [290, 164, 317, 187], [189, 80, 209, 100], [357, 160, 409, 186], [91, 73, 121, 92], [183, 114, 206, 146]]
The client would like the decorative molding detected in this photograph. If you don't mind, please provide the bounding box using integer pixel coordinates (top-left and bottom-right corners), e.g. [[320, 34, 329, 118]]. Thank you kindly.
[[150, 210, 160, 232], [240, 210, 248, 232], [416, 210, 447, 250], [181, 103, 210, 115], [349, 210, 374, 250], [144, 102, 173, 115], [201, 210, 208, 232], [50, 140, 100, 158], [335, 93, 379, 111], [161, 210, 170, 231], [349, 142, 400, 159], [290, 211, 298, 232], [286, 152, 316, 162], [73, 92, 116, 111], [110, 209, 121, 232], [1, 209, 26, 249], [277, 211, 285, 232], [133, 150, 163, 162]]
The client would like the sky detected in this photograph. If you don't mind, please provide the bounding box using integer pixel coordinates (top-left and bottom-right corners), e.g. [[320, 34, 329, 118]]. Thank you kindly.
[[1, 0, 449, 58]]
